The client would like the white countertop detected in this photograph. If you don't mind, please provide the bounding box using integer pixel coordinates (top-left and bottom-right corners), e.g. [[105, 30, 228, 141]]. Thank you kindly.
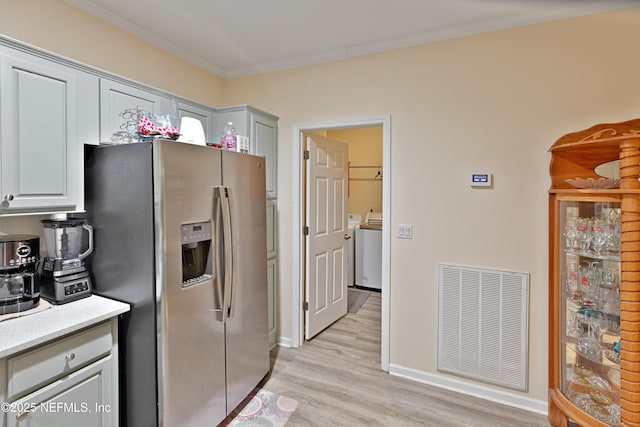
[[0, 295, 130, 358]]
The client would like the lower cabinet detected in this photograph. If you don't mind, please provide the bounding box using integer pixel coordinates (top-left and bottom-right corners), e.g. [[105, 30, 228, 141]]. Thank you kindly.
[[0, 321, 118, 427], [6, 357, 113, 427]]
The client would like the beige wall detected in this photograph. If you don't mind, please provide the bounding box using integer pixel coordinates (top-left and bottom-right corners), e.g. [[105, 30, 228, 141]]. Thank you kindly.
[[222, 6, 640, 403], [326, 127, 383, 220], [2, 1, 640, 407], [0, 0, 224, 106]]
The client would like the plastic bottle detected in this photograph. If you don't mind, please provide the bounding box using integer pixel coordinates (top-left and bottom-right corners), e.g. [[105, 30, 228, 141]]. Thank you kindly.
[[222, 122, 237, 151]]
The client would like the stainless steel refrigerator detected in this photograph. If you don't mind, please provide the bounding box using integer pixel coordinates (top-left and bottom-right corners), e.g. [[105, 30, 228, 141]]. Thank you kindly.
[[84, 139, 269, 427]]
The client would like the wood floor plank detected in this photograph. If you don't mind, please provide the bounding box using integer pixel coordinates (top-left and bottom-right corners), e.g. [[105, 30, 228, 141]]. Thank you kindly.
[[257, 290, 551, 426]]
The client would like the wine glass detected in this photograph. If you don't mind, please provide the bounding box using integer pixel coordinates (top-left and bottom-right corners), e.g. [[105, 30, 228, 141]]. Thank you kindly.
[[578, 309, 602, 357], [563, 218, 577, 250], [591, 219, 607, 256], [576, 218, 592, 253]]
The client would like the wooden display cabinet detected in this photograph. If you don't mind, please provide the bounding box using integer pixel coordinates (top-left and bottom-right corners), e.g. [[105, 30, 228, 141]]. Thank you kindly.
[[549, 118, 640, 427]]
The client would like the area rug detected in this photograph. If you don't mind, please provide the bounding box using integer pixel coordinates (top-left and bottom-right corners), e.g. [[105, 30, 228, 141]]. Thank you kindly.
[[347, 288, 370, 313], [219, 389, 298, 427]]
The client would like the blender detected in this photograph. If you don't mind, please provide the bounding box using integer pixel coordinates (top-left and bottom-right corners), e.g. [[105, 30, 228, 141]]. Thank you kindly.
[[40, 217, 94, 304]]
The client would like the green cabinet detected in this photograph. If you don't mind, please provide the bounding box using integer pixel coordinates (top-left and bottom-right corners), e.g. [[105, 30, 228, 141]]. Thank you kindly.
[[216, 105, 278, 199], [1, 321, 118, 427], [0, 47, 98, 213], [99, 78, 173, 144]]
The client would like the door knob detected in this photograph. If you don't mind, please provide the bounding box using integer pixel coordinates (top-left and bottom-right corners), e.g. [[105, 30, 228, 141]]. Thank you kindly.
[[344, 234, 351, 240]]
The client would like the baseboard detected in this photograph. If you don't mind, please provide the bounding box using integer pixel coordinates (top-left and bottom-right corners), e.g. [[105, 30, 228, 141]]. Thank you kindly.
[[388, 363, 548, 416], [277, 336, 293, 348]]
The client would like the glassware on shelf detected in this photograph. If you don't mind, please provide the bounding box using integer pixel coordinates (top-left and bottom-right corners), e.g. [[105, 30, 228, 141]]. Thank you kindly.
[[564, 217, 578, 250], [563, 214, 621, 258], [567, 308, 584, 338], [579, 262, 601, 307], [566, 262, 579, 301], [592, 219, 608, 256], [577, 309, 604, 358], [598, 269, 620, 315], [576, 217, 593, 253]]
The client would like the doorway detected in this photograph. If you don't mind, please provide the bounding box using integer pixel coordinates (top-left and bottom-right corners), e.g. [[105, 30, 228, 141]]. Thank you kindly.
[[291, 116, 391, 371]]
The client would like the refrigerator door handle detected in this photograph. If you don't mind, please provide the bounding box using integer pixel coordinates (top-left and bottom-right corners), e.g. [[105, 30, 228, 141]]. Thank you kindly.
[[220, 186, 238, 320], [228, 187, 238, 320], [212, 186, 227, 319]]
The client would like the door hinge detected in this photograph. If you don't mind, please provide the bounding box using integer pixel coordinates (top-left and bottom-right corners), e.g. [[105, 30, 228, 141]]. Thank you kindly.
[[303, 301, 309, 311], [303, 225, 309, 236], [303, 150, 310, 160]]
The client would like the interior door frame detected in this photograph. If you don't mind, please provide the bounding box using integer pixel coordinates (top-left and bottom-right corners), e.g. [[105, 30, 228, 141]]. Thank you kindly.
[[291, 115, 391, 371]]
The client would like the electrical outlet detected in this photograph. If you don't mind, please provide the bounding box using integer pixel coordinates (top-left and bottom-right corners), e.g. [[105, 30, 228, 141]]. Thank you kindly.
[[397, 224, 413, 239]]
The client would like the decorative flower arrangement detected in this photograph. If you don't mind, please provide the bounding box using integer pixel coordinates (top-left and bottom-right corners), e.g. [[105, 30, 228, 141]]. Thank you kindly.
[[110, 106, 180, 144], [138, 115, 179, 139]]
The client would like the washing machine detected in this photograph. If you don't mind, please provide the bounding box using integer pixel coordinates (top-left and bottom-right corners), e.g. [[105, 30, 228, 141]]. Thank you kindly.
[[355, 212, 382, 290], [347, 213, 361, 287]]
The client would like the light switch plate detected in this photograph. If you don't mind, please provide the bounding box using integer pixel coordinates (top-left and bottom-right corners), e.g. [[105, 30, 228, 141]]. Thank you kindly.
[[397, 224, 413, 239]]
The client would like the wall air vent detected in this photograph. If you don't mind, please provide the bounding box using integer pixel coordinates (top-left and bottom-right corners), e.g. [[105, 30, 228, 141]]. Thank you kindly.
[[437, 264, 529, 391]]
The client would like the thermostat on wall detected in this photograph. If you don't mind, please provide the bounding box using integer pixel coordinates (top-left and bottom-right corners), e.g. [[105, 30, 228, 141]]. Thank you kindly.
[[470, 172, 492, 187]]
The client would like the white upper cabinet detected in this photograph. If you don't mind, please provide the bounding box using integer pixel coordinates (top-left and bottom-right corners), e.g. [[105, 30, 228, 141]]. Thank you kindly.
[[251, 111, 278, 199], [216, 105, 278, 199], [0, 49, 98, 213], [99, 79, 173, 144]]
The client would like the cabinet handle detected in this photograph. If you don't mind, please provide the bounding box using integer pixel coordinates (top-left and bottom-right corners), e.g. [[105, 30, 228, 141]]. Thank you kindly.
[[16, 411, 28, 422], [1, 194, 13, 208], [65, 352, 76, 362]]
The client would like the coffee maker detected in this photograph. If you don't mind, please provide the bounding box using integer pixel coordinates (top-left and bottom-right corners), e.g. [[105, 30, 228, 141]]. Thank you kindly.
[[40, 218, 94, 304], [0, 235, 40, 315]]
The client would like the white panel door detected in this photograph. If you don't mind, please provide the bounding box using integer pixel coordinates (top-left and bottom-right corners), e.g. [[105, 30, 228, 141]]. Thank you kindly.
[[305, 134, 348, 340], [0, 53, 79, 210]]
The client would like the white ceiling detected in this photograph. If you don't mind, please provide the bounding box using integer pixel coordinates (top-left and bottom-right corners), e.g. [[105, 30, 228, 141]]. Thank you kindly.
[[65, 0, 638, 79]]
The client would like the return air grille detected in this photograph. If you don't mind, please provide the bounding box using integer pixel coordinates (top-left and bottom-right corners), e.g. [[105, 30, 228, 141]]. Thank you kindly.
[[437, 264, 529, 391]]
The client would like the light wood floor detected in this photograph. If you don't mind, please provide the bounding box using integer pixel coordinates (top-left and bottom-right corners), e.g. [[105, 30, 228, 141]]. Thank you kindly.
[[258, 289, 552, 426]]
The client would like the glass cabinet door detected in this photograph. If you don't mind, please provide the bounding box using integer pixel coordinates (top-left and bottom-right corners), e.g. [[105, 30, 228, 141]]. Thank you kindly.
[[558, 200, 621, 426]]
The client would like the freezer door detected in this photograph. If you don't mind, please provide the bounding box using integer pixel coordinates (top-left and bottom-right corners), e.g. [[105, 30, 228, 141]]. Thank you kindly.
[[221, 150, 270, 413], [154, 140, 227, 427]]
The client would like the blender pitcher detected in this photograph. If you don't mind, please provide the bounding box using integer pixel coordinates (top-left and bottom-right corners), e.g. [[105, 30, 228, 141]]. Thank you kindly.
[[41, 218, 94, 272]]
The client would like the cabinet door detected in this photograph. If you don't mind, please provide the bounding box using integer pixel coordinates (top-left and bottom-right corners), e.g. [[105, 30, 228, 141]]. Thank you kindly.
[[266, 199, 277, 259], [250, 112, 277, 199], [0, 53, 94, 211], [99, 79, 172, 144], [6, 356, 114, 427], [267, 257, 277, 348], [555, 199, 620, 424], [216, 106, 278, 199], [177, 101, 215, 144]]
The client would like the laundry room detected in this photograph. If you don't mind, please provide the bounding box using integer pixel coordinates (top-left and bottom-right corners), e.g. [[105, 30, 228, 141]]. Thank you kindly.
[[324, 126, 383, 291]]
